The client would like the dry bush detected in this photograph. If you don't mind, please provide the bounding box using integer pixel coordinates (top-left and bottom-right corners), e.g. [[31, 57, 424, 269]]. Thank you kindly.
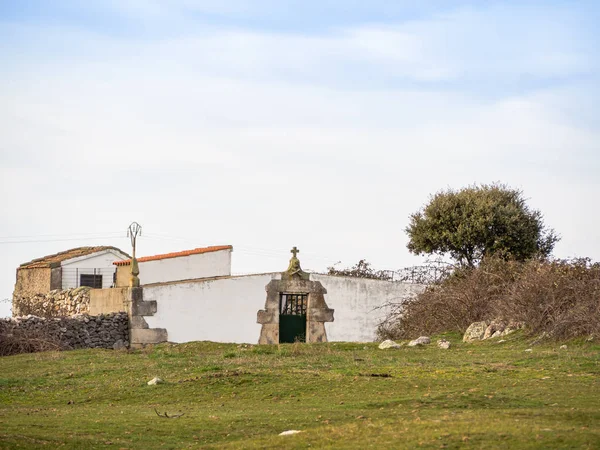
[[495, 258, 600, 339], [378, 258, 600, 341], [0, 323, 70, 356]]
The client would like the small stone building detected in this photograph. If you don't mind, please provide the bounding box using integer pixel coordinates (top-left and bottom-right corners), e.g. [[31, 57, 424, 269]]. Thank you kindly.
[[14, 246, 130, 299]]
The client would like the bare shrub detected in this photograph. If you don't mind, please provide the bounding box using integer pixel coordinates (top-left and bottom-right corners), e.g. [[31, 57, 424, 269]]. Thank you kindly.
[[494, 258, 600, 340], [378, 258, 600, 341], [0, 323, 70, 356], [327, 260, 392, 280]]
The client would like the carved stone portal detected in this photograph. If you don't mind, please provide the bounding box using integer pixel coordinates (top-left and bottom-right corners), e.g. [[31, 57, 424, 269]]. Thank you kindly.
[[257, 247, 334, 344]]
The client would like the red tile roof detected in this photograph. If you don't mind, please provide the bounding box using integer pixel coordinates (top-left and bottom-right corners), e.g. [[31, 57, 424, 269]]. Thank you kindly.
[[113, 245, 232, 266], [20, 246, 129, 269]]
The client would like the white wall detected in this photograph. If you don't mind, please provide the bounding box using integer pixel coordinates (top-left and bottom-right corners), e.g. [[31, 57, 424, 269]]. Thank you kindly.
[[311, 274, 426, 342], [144, 272, 426, 344], [139, 249, 231, 285], [144, 273, 278, 343], [61, 250, 128, 289]]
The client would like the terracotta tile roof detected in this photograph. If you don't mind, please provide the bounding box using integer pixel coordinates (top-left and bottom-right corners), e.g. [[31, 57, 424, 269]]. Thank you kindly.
[[20, 246, 130, 269], [113, 245, 233, 266]]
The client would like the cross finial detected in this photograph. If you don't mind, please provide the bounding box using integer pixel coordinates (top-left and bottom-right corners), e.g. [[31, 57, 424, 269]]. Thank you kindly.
[[291, 246, 299, 258]]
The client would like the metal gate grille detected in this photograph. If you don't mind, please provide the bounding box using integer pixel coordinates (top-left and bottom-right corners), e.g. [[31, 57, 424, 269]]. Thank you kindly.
[[279, 293, 308, 315]]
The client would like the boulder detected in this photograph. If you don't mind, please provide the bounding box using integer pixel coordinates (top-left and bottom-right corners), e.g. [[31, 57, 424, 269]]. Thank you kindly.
[[463, 321, 488, 342], [408, 336, 431, 347], [378, 340, 402, 350]]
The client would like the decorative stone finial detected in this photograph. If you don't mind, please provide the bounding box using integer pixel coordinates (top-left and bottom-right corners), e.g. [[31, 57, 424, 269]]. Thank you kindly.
[[285, 246, 308, 280], [128, 222, 142, 287]]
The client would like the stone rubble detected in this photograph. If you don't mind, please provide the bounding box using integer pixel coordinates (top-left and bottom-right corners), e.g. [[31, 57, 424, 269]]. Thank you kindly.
[[12, 287, 91, 318], [463, 319, 525, 342]]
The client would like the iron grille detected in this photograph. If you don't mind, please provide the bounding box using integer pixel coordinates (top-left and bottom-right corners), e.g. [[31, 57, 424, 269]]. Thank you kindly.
[[80, 274, 103, 289], [280, 293, 308, 316]]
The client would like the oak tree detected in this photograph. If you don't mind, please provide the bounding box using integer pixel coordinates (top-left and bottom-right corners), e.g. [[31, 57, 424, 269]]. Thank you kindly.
[[406, 184, 559, 267]]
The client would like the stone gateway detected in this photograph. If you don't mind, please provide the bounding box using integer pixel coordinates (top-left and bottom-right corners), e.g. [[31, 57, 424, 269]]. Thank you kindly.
[[257, 247, 334, 344]]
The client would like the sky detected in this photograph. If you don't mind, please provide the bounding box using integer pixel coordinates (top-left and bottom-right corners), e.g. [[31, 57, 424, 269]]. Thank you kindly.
[[1, 0, 599, 317]]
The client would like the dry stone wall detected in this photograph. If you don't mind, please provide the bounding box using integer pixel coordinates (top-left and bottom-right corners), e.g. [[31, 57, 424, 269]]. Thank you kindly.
[[13, 287, 91, 318], [0, 312, 129, 350]]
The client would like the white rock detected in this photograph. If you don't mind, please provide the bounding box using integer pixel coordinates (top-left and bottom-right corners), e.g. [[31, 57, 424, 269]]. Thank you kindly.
[[378, 340, 402, 349], [279, 430, 303, 436], [147, 377, 164, 385], [463, 322, 488, 342], [437, 339, 451, 349], [560, 345, 567, 350], [408, 336, 431, 347], [524, 348, 532, 352]]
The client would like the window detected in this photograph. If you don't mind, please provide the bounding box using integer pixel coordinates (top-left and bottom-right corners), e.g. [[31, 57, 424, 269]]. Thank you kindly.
[[279, 293, 308, 315], [80, 274, 102, 289]]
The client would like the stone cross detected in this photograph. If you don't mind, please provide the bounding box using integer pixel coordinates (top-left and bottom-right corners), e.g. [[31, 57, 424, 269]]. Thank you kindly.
[[291, 246, 300, 258]]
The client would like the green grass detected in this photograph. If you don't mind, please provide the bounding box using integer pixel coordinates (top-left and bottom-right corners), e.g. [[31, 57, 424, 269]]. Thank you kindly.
[[0, 333, 599, 449]]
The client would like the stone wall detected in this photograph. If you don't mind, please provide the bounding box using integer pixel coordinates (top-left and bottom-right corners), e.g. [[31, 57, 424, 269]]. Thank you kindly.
[[89, 287, 128, 315], [0, 312, 129, 350], [13, 267, 54, 299], [13, 287, 91, 318]]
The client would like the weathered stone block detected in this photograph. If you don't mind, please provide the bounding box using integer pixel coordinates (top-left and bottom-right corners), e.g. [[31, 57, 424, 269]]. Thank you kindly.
[[130, 328, 168, 345], [130, 315, 149, 329], [132, 301, 157, 317], [257, 310, 277, 324]]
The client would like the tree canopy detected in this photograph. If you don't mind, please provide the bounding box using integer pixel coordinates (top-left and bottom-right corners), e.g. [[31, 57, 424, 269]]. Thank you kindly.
[[405, 184, 559, 267]]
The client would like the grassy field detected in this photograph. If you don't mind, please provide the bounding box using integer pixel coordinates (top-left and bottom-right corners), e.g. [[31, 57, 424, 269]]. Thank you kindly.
[[0, 333, 599, 449]]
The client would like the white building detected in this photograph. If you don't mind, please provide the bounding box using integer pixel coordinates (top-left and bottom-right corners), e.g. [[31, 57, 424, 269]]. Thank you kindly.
[[113, 245, 232, 286]]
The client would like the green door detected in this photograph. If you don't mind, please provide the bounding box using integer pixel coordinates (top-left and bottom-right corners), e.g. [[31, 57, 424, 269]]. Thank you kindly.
[[279, 293, 307, 343]]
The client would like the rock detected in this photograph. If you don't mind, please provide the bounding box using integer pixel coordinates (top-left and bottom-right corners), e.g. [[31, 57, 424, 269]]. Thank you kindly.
[[483, 319, 506, 340], [408, 336, 431, 347], [560, 345, 567, 350], [378, 340, 402, 349], [147, 377, 163, 386], [463, 322, 488, 342], [524, 348, 532, 352], [437, 339, 451, 349], [279, 430, 303, 436]]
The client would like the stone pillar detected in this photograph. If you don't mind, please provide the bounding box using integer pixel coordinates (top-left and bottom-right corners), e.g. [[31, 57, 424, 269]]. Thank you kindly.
[[125, 287, 168, 348]]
